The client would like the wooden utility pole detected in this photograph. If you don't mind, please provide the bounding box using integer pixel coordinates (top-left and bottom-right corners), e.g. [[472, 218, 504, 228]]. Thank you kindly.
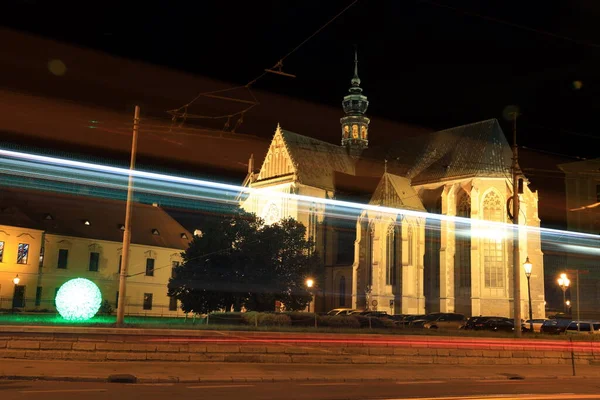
[[511, 112, 522, 338], [116, 105, 140, 327]]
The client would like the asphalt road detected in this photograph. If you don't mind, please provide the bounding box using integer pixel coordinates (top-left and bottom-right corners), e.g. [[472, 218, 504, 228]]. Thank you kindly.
[[1, 378, 600, 400]]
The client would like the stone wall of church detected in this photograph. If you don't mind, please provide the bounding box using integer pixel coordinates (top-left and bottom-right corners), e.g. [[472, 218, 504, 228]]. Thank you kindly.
[[415, 177, 545, 319]]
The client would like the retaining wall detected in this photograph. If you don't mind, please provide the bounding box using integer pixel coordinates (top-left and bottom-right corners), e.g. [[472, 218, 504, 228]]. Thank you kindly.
[[1, 326, 599, 365]]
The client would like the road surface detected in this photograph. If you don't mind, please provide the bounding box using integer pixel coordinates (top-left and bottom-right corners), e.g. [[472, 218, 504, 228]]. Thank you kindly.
[[1, 378, 600, 399]]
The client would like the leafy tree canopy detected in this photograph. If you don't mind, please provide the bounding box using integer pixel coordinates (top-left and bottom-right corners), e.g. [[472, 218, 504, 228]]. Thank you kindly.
[[168, 207, 322, 314]]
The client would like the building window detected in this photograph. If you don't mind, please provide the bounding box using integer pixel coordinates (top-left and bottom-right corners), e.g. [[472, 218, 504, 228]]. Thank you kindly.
[[386, 225, 396, 285], [596, 183, 600, 202], [115, 291, 119, 308], [366, 226, 374, 286], [335, 228, 355, 265], [17, 243, 29, 264], [35, 286, 42, 307], [118, 255, 122, 274], [339, 276, 346, 307], [169, 295, 177, 311], [308, 203, 318, 246], [57, 249, 68, 269], [89, 252, 100, 272], [456, 193, 471, 288], [483, 191, 505, 288], [143, 293, 153, 310], [145, 258, 155, 276], [0, 241, 4, 262]]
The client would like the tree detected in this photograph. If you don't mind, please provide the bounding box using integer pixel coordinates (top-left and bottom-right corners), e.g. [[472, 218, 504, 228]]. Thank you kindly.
[[168, 207, 322, 314]]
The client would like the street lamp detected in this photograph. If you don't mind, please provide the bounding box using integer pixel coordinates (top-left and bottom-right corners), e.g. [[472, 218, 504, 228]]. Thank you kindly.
[[523, 257, 533, 333], [12, 275, 20, 311], [566, 300, 571, 315], [306, 278, 314, 313], [557, 273, 570, 314]]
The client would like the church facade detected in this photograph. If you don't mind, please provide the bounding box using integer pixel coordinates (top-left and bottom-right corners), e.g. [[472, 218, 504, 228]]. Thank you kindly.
[[240, 55, 545, 319]]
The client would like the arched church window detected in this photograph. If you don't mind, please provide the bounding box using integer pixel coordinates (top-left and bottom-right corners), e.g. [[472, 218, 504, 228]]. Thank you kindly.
[[456, 192, 471, 288], [482, 191, 504, 288], [366, 225, 374, 286], [386, 222, 401, 286]]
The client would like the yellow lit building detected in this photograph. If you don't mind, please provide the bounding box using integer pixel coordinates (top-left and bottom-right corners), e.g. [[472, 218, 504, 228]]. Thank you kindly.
[[0, 187, 191, 315]]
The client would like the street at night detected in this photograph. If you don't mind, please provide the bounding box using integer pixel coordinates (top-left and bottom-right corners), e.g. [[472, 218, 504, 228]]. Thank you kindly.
[[2, 378, 600, 400]]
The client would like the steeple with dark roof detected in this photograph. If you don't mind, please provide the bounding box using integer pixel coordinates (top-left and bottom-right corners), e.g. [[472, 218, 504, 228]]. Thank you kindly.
[[341, 49, 370, 156]]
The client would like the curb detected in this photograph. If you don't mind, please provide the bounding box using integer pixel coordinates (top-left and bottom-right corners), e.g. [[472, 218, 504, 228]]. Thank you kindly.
[[0, 374, 595, 384]]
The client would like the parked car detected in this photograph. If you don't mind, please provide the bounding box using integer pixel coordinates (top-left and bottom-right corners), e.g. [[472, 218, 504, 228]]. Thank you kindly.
[[524, 318, 549, 333], [327, 308, 358, 316], [540, 318, 572, 334], [479, 317, 518, 333], [565, 321, 600, 334], [462, 316, 505, 330], [411, 313, 466, 329]]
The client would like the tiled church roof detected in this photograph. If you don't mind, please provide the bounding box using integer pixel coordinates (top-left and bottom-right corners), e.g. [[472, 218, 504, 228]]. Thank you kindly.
[[269, 119, 513, 195], [360, 119, 513, 185], [279, 128, 355, 190], [0, 187, 192, 249]]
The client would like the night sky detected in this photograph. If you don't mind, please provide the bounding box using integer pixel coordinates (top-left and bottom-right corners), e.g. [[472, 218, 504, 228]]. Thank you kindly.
[[2, 0, 600, 160]]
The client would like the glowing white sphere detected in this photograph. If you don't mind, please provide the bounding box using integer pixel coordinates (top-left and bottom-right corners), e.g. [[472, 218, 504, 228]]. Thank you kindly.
[[55, 278, 102, 321]]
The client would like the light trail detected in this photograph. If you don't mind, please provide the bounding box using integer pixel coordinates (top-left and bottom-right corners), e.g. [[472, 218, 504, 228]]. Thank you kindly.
[[144, 335, 600, 352], [0, 148, 597, 249]]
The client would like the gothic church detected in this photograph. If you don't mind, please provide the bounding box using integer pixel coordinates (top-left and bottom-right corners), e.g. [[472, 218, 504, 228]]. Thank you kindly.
[[240, 53, 545, 318]]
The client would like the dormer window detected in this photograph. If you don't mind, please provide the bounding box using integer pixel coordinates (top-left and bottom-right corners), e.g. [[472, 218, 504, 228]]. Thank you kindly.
[[152, 229, 160, 236], [118, 224, 125, 231], [82, 220, 91, 226], [44, 214, 53, 220], [180, 233, 188, 239]]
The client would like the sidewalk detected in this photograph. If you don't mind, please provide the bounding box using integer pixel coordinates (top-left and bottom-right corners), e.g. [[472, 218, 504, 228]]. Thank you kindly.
[[1, 359, 599, 383]]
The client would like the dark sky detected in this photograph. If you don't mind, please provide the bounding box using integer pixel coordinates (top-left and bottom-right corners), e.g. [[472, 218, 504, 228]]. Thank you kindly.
[[2, 0, 600, 159]]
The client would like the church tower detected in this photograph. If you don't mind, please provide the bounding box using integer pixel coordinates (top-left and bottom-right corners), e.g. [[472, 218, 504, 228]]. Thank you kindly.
[[341, 50, 370, 156]]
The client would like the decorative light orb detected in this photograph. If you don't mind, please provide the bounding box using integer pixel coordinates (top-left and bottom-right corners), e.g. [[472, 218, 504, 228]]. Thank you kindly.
[[55, 278, 102, 321]]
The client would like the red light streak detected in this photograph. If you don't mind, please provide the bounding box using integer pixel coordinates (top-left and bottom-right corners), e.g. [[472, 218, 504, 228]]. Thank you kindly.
[[143, 335, 599, 352]]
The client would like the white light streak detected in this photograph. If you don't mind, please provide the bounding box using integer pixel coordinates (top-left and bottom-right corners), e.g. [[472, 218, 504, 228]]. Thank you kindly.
[[0, 148, 598, 249]]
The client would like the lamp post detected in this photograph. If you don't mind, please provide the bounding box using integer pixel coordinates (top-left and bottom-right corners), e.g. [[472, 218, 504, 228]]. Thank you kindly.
[[523, 257, 533, 333], [306, 278, 314, 313], [557, 273, 570, 314], [12, 274, 20, 311]]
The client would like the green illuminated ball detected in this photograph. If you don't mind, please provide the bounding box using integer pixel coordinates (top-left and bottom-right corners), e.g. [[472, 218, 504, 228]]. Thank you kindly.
[[55, 278, 102, 321]]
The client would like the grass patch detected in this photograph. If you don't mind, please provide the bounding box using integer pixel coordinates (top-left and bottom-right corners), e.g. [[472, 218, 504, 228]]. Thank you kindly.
[[1, 312, 598, 341]]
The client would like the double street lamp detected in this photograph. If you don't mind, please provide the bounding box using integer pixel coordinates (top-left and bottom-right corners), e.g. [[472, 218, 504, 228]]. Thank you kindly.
[[558, 273, 570, 314], [523, 257, 533, 332]]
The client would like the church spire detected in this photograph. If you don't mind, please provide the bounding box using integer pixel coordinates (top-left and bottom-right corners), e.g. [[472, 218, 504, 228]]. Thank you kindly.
[[351, 48, 361, 88], [341, 48, 370, 156]]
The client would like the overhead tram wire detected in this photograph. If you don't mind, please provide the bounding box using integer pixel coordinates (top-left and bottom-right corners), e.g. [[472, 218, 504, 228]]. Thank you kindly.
[[166, 0, 360, 131], [416, 0, 600, 50]]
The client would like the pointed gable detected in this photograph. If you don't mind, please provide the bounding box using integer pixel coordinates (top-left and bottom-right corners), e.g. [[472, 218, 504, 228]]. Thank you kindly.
[[256, 124, 296, 181], [369, 173, 426, 211], [256, 124, 355, 190]]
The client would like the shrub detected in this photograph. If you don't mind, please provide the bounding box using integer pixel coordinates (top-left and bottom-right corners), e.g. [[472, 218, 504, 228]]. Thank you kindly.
[[317, 315, 360, 329], [241, 311, 260, 326], [284, 312, 317, 327], [258, 313, 291, 326], [98, 300, 114, 315], [208, 312, 245, 325], [354, 316, 387, 328]]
